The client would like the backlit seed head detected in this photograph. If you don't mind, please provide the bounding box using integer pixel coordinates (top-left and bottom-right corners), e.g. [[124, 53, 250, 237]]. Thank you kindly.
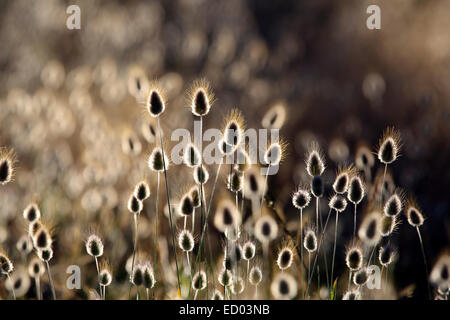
[[193, 165, 209, 185], [23, 203, 41, 223], [405, 199, 425, 227], [377, 127, 401, 164], [142, 263, 155, 289], [188, 79, 214, 117], [342, 289, 361, 300], [141, 119, 158, 144], [28, 257, 45, 278], [358, 212, 382, 247], [244, 167, 266, 199], [384, 192, 403, 217], [348, 175, 365, 205], [254, 215, 278, 244], [132, 264, 144, 286], [183, 143, 201, 168], [231, 276, 245, 295], [211, 289, 224, 300], [86, 234, 103, 257], [277, 246, 295, 271], [16, 235, 33, 255], [33, 226, 52, 250], [192, 271, 207, 291], [379, 245, 396, 267], [224, 227, 241, 241], [249, 265, 262, 286], [179, 193, 194, 217], [242, 241, 256, 261], [303, 228, 318, 253], [429, 253, 450, 288], [189, 186, 201, 208], [148, 147, 169, 172], [214, 199, 241, 233], [0, 147, 17, 185], [353, 267, 369, 286], [333, 165, 357, 194], [305, 142, 325, 177], [292, 188, 311, 210], [355, 145, 375, 170], [127, 65, 149, 101], [218, 138, 235, 156], [223, 109, 245, 148], [28, 220, 42, 237], [0, 251, 14, 274], [380, 215, 399, 237], [218, 268, 233, 287], [235, 147, 251, 172], [262, 102, 287, 130], [227, 170, 243, 193], [98, 261, 112, 286], [329, 194, 348, 212], [178, 229, 194, 252], [271, 273, 297, 300], [128, 194, 143, 214], [121, 130, 142, 156], [264, 140, 287, 166], [311, 175, 324, 198], [37, 248, 53, 262], [345, 245, 363, 271], [146, 84, 166, 117], [134, 180, 150, 201]]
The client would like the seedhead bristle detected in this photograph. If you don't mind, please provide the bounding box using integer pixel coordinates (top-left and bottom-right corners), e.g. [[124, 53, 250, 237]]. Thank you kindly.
[[358, 212, 382, 247], [223, 109, 245, 148], [348, 175, 365, 205], [305, 142, 325, 177], [127, 194, 143, 214], [329, 194, 348, 213], [254, 215, 278, 244], [379, 245, 396, 267], [192, 270, 207, 291], [188, 79, 214, 117], [213, 199, 241, 233], [377, 127, 401, 164], [384, 191, 403, 217], [345, 245, 363, 271], [249, 265, 262, 286], [264, 140, 287, 166], [242, 241, 256, 261], [303, 228, 318, 253], [178, 229, 194, 252], [271, 273, 297, 300], [85, 233, 104, 257], [179, 193, 194, 217], [262, 102, 287, 130], [380, 215, 399, 237], [148, 147, 169, 172], [311, 175, 324, 198], [183, 142, 201, 168], [333, 165, 357, 194], [292, 188, 311, 210], [23, 203, 41, 223], [0, 147, 17, 185], [193, 165, 209, 185], [405, 198, 425, 227], [134, 180, 151, 201], [146, 83, 166, 117], [353, 267, 369, 286]]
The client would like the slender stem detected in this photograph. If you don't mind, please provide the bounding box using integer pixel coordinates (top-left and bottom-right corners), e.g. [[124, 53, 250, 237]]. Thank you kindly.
[[307, 252, 311, 299], [103, 285, 106, 300], [36, 276, 41, 300], [380, 164, 387, 203], [192, 208, 195, 233], [299, 209, 303, 264], [330, 210, 339, 288], [254, 284, 258, 299], [154, 171, 160, 275], [45, 261, 56, 300], [146, 288, 149, 300], [95, 256, 102, 299], [158, 117, 181, 293], [416, 226, 431, 299], [6, 273, 16, 300], [194, 289, 198, 300], [347, 271, 352, 292], [260, 163, 271, 216], [129, 212, 140, 299], [315, 197, 319, 233], [353, 203, 357, 242]]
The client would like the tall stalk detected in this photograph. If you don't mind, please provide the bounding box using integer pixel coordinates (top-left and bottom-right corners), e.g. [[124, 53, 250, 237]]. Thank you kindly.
[[416, 226, 431, 299], [45, 261, 56, 300], [330, 210, 339, 288]]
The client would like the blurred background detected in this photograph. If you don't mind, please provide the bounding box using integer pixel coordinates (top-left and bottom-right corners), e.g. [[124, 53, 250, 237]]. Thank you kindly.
[[0, 0, 448, 299]]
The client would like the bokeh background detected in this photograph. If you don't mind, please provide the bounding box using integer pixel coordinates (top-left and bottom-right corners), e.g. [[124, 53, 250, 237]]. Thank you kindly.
[[0, 0, 448, 299]]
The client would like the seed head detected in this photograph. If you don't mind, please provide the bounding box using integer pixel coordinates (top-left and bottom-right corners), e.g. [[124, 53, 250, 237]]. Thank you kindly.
[[37, 248, 53, 262], [353, 267, 369, 286], [271, 273, 297, 300], [192, 270, 207, 291], [189, 186, 201, 208], [16, 235, 33, 255], [178, 229, 194, 252], [121, 131, 142, 156], [380, 215, 399, 237], [28, 257, 45, 278], [231, 276, 245, 295], [127, 194, 143, 214], [28, 220, 42, 238], [242, 241, 256, 261], [355, 145, 374, 170], [378, 245, 396, 267], [223, 109, 245, 148], [183, 142, 201, 168], [405, 199, 424, 227], [146, 84, 166, 117], [345, 245, 363, 271], [131, 264, 144, 286], [134, 180, 150, 201], [0, 147, 17, 185], [377, 127, 401, 164], [264, 140, 287, 166], [430, 253, 450, 288], [348, 175, 365, 205], [218, 268, 233, 287], [211, 289, 224, 300], [32, 225, 52, 250], [329, 194, 348, 213], [305, 142, 325, 177], [384, 192, 403, 217], [142, 262, 155, 289], [99, 261, 113, 286], [227, 170, 243, 193], [333, 165, 357, 194], [188, 79, 214, 117], [148, 147, 169, 172], [0, 251, 14, 274], [23, 203, 41, 223], [249, 265, 262, 286], [303, 228, 318, 253], [342, 289, 361, 300], [85, 233, 104, 257], [254, 215, 278, 244], [262, 102, 286, 130], [358, 212, 382, 247], [214, 199, 241, 233], [141, 119, 157, 144], [311, 176, 324, 198], [218, 138, 235, 156], [292, 188, 311, 210], [243, 167, 266, 199], [193, 165, 209, 185], [277, 246, 295, 271], [179, 193, 194, 217]]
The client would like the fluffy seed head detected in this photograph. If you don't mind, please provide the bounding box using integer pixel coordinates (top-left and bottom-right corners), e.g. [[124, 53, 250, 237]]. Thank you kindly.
[[377, 127, 401, 164], [277, 247, 294, 271], [405, 199, 424, 227], [303, 228, 318, 253], [333, 165, 356, 194], [146, 84, 166, 117], [33, 225, 52, 250], [242, 241, 256, 261], [128, 194, 143, 214], [211, 289, 224, 300], [189, 186, 201, 208], [429, 254, 450, 288], [353, 268, 369, 286], [305, 143, 325, 177], [345, 245, 363, 271], [193, 165, 209, 185], [311, 175, 324, 198], [292, 188, 311, 210], [131, 264, 144, 286], [231, 276, 245, 295], [227, 170, 243, 193], [218, 138, 235, 156], [223, 109, 244, 148], [249, 266, 262, 286], [262, 102, 287, 129], [86, 234, 103, 257], [348, 175, 365, 204], [23, 203, 41, 223], [142, 263, 155, 289], [28, 257, 45, 278], [183, 143, 201, 168], [16, 235, 33, 255], [99, 261, 112, 286], [329, 194, 348, 212], [214, 199, 241, 233], [254, 215, 278, 244], [342, 289, 361, 300], [178, 229, 194, 252], [384, 192, 403, 217], [192, 270, 207, 291], [188, 79, 214, 116], [358, 212, 382, 247], [121, 131, 142, 156], [243, 167, 266, 199], [218, 268, 233, 287], [0, 251, 14, 274], [355, 145, 375, 170], [134, 181, 150, 201], [380, 215, 399, 237], [148, 147, 169, 172], [0, 147, 17, 185], [141, 119, 157, 144], [179, 193, 194, 217], [379, 245, 396, 267], [271, 273, 297, 300], [28, 220, 42, 238], [264, 140, 287, 166], [37, 248, 53, 262]]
